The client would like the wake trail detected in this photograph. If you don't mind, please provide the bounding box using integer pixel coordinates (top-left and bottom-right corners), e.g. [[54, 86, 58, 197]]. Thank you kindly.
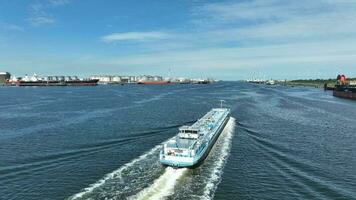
[[67, 144, 162, 200], [201, 117, 236, 200], [129, 167, 187, 200]]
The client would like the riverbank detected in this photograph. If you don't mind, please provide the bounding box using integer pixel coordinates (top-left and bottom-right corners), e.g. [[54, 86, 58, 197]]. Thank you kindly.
[[285, 79, 335, 88], [285, 78, 356, 89]]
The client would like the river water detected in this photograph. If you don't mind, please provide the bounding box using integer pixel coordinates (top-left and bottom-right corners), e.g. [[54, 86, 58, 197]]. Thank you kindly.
[[0, 82, 355, 200]]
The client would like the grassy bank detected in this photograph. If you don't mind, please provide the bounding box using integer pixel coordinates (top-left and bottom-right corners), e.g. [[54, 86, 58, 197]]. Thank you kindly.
[[286, 78, 356, 88], [286, 79, 335, 88]]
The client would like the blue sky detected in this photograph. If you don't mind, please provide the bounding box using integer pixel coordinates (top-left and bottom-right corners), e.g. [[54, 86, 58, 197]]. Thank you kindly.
[[0, 0, 356, 80]]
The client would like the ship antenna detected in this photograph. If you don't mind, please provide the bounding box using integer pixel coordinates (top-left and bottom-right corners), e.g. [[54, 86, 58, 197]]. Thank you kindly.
[[220, 100, 225, 108]]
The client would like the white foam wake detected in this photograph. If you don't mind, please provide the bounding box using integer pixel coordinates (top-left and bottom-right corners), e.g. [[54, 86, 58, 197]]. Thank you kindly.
[[130, 167, 188, 200], [201, 117, 236, 200], [68, 144, 162, 200]]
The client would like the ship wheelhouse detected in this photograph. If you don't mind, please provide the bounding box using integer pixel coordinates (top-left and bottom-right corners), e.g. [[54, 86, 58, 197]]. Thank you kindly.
[[178, 126, 200, 139]]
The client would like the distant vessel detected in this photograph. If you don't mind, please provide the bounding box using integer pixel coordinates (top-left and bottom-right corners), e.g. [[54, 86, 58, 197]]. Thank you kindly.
[[266, 79, 275, 85], [333, 74, 356, 100], [137, 80, 170, 85], [246, 79, 265, 84], [160, 102, 230, 168], [194, 79, 210, 84], [6, 74, 99, 86]]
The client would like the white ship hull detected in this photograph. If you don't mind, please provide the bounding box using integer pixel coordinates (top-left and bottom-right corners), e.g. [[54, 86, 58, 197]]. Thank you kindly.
[[160, 108, 230, 168]]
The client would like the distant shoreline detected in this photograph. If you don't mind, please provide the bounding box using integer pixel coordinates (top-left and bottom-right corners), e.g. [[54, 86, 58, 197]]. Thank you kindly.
[[286, 80, 334, 89], [285, 78, 356, 89]]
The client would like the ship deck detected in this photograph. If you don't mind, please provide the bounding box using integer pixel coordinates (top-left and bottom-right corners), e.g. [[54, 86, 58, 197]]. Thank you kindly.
[[167, 108, 228, 151], [167, 137, 197, 149]]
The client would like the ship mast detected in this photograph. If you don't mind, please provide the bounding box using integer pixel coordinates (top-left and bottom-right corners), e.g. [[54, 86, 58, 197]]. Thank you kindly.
[[220, 100, 225, 108]]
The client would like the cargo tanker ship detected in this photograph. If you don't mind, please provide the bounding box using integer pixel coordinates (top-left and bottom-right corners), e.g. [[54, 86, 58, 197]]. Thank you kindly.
[[333, 74, 356, 100], [160, 103, 230, 168]]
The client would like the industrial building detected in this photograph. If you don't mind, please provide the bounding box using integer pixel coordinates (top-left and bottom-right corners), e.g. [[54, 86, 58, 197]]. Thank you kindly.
[[0, 72, 11, 85]]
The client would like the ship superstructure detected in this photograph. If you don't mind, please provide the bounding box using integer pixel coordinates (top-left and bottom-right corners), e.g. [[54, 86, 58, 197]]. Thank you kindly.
[[160, 107, 230, 168]]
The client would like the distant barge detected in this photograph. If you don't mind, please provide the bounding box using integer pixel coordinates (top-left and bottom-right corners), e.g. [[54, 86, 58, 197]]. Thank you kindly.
[[333, 74, 356, 100], [333, 86, 356, 100]]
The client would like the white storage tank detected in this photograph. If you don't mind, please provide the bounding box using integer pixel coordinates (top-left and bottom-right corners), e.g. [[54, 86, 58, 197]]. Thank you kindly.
[[112, 76, 121, 82]]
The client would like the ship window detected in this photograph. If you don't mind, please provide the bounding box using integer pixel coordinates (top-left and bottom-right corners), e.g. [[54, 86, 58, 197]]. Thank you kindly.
[[180, 129, 198, 134]]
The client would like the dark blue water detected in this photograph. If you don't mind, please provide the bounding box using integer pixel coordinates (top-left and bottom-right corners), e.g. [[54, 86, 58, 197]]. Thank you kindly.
[[1, 82, 355, 200]]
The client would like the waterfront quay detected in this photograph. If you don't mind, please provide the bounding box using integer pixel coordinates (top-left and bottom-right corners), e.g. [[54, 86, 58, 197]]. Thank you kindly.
[[90, 75, 213, 84], [0, 72, 214, 86]]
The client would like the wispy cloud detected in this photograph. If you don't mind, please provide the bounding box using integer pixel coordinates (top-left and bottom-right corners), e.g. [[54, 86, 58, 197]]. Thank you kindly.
[[0, 23, 24, 46], [193, 0, 290, 23], [192, 0, 336, 25], [101, 31, 170, 43], [98, 39, 356, 68], [0, 23, 24, 32], [94, 0, 356, 79], [28, 16, 56, 26], [69, 38, 356, 79], [179, 1, 356, 51], [48, 0, 69, 6], [6, 0, 356, 79], [27, 0, 69, 26]]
